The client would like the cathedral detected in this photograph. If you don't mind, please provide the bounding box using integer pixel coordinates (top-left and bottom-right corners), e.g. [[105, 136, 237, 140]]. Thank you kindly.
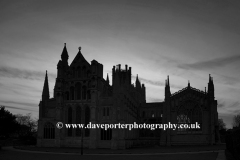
[[37, 44, 220, 149]]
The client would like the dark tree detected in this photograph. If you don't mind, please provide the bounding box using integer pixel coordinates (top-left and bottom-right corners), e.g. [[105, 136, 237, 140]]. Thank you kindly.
[[233, 114, 240, 128], [218, 119, 227, 137], [0, 106, 19, 138], [218, 119, 226, 130], [15, 113, 38, 138]]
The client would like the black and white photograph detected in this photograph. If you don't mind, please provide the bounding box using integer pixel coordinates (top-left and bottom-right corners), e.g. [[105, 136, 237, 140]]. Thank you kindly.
[[0, 0, 240, 160]]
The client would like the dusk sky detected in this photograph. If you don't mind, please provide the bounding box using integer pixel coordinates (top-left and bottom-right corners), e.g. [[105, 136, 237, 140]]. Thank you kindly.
[[0, 0, 240, 128]]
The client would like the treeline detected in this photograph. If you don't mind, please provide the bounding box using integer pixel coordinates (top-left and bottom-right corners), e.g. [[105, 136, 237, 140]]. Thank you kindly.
[[0, 106, 37, 146]]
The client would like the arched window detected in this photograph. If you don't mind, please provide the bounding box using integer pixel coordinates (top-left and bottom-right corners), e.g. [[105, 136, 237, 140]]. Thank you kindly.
[[70, 86, 74, 100], [76, 107, 81, 137], [177, 102, 202, 133], [82, 86, 87, 100], [85, 106, 90, 137], [177, 108, 191, 133], [68, 107, 72, 136], [65, 91, 69, 100], [87, 90, 91, 100], [76, 83, 81, 100], [43, 122, 55, 139]]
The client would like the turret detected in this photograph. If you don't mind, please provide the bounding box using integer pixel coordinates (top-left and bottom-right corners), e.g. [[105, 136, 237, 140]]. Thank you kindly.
[[112, 64, 132, 88], [106, 73, 109, 84], [208, 74, 215, 100], [165, 75, 171, 100], [135, 74, 141, 89], [188, 80, 190, 88], [142, 84, 146, 102], [57, 43, 69, 78], [61, 43, 69, 63]]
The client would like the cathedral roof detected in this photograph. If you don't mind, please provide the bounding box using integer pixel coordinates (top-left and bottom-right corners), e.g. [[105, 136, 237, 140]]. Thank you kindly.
[[70, 47, 89, 67], [171, 85, 206, 98]]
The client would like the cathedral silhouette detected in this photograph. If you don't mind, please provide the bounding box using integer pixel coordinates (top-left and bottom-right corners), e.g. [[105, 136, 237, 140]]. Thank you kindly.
[[37, 44, 220, 149]]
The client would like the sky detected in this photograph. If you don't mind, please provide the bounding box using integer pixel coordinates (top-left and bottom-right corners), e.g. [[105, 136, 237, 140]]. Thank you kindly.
[[0, 0, 240, 129]]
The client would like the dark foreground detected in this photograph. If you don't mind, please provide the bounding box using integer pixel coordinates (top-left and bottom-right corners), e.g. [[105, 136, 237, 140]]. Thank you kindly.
[[0, 148, 218, 160], [13, 144, 226, 154]]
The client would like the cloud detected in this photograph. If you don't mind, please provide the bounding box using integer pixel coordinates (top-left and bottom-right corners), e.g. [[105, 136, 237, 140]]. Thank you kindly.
[[131, 75, 165, 87], [0, 100, 38, 109], [229, 101, 240, 109], [0, 66, 56, 81], [217, 74, 240, 85], [3, 105, 36, 112], [147, 97, 163, 102], [178, 55, 240, 70], [218, 100, 226, 108]]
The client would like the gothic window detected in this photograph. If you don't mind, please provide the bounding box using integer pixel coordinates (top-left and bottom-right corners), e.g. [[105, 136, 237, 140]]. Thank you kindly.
[[68, 107, 72, 136], [82, 86, 87, 99], [65, 91, 69, 100], [76, 83, 81, 100], [101, 128, 112, 140], [70, 86, 74, 100], [76, 107, 81, 137], [87, 90, 91, 100], [43, 122, 55, 139], [177, 114, 191, 132], [88, 81, 91, 88], [85, 106, 90, 137], [177, 102, 202, 133]]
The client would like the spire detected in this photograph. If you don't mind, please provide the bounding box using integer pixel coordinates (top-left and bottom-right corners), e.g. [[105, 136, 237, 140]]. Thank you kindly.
[[167, 75, 170, 86], [165, 75, 170, 87], [209, 74, 212, 83], [188, 80, 190, 88], [42, 70, 50, 100], [61, 43, 69, 62], [136, 74, 141, 88], [165, 75, 171, 99], [106, 73, 109, 84], [208, 74, 215, 99]]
